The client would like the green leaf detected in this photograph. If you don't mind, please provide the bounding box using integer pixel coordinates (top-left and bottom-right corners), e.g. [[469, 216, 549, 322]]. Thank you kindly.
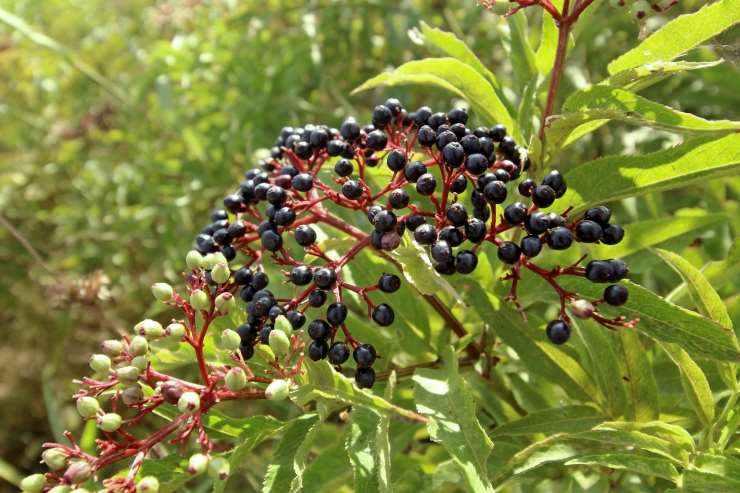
[[387, 238, 461, 302], [412, 346, 495, 493], [418, 21, 500, 91], [614, 330, 659, 422], [491, 405, 605, 437], [547, 86, 740, 149], [560, 133, 740, 215], [505, 12, 536, 91], [603, 60, 724, 92], [683, 453, 740, 492], [262, 414, 320, 493], [558, 278, 740, 362], [139, 454, 188, 492], [565, 453, 680, 482], [607, 0, 740, 75], [535, 11, 559, 76], [659, 342, 715, 428], [353, 58, 516, 140], [292, 359, 422, 422]]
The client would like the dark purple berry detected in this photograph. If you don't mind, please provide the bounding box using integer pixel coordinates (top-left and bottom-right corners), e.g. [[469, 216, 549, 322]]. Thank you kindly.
[[366, 130, 388, 151], [575, 220, 603, 243], [387, 150, 407, 172], [546, 320, 570, 345], [378, 273, 401, 293], [490, 124, 507, 142], [308, 340, 329, 361], [334, 159, 354, 177], [547, 227, 573, 250], [353, 344, 376, 368], [604, 284, 629, 306], [328, 342, 350, 365], [389, 189, 410, 209], [443, 142, 465, 167], [584, 206, 611, 225], [431, 240, 453, 263], [525, 212, 550, 234], [455, 250, 478, 274], [416, 173, 437, 195], [532, 185, 556, 208], [308, 289, 327, 307], [504, 202, 528, 225], [355, 367, 376, 388], [497, 241, 521, 264], [313, 268, 336, 289], [261, 230, 282, 252], [290, 265, 313, 285], [327, 303, 348, 326], [308, 319, 331, 340], [465, 154, 489, 175], [520, 235, 543, 258], [414, 224, 437, 245], [294, 225, 317, 246], [372, 303, 395, 326], [373, 210, 397, 232], [585, 260, 614, 283], [451, 174, 468, 193], [342, 180, 363, 200], [465, 218, 487, 243], [602, 224, 624, 245], [446, 203, 468, 226], [287, 310, 306, 329], [483, 180, 507, 204], [542, 170, 567, 197], [404, 161, 427, 182]]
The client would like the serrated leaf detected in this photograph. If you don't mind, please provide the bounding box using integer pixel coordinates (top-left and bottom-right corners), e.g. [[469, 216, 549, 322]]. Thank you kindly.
[[614, 329, 659, 422], [412, 346, 494, 493], [560, 133, 740, 215], [491, 405, 605, 437], [154, 405, 277, 441], [558, 278, 740, 362], [683, 453, 740, 492], [547, 86, 740, 149], [659, 342, 715, 428], [566, 453, 679, 482], [607, 0, 740, 75], [262, 414, 320, 493], [353, 57, 516, 139]]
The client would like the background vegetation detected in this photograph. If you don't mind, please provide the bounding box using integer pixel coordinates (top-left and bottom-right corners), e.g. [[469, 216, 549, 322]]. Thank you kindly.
[[0, 0, 738, 491]]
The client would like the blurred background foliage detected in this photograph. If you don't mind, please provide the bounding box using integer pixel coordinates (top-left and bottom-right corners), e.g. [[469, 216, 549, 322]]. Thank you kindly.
[[0, 0, 737, 489]]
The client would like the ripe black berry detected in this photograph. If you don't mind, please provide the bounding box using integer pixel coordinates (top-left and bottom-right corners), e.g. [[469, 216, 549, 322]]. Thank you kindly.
[[443, 142, 465, 167], [327, 303, 348, 326], [292, 173, 314, 192], [328, 342, 350, 365], [290, 266, 312, 285], [228, 221, 247, 238], [455, 250, 478, 274], [483, 180, 507, 204], [287, 310, 306, 329], [404, 161, 427, 182], [406, 215, 426, 231], [308, 289, 327, 307], [294, 225, 317, 246], [542, 170, 567, 198], [525, 212, 550, 234], [490, 124, 507, 142], [451, 174, 468, 193], [460, 134, 480, 155], [465, 218, 487, 243], [372, 105, 392, 127], [414, 107, 433, 126], [447, 107, 468, 124], [493, 169, 511, 183], [437, 130, 458, 149], [465, 154, 489, 175], [342, 180, 363, 200], [584, 206, 611, 225], [504, 202, 528, 225], [602, 224, 624, 245], [585, 260, 614, 283], [416, 173, 437, 195], [532, 185, 556, 208], [384, 98, 402, 115], [609, 259, 629, 281], [252, 271, 269, 290], [428, 112, 446, 129], [223, 193, 245, 213], [266, 186, 287, 205], [313, 267, 337, 289], [520, 235, 543, 258], [211, 209, 229, 221], [261, 230, 283, 252], [388, 189, 410, 209], [499, 136, 517, 156], [353, 344, 376, 368], [387, 150, 407, 172], [546, 320, 570, 345], [308, 340, 329, 361], [240, 343, 254, 360], [378, 273, 401, 293], [498, 241, 521, 264], [417, 125, 436, 146], [234, 267, 253, 285], [431, 240, 453, 263], [274, 207, 296, 226], [355, 368, 376, 389], [334, 159, 354, 177], [373, 210, 397, 232], [340, 118, 360, 140], [213, 228, 231, 245], [575, 220, 603, 243], [308, 319, 331, 340], [547, 227, 573, 250], [237, 323, 259, 343], [259, 325, 273, 344], [446, 203, 468, 226], [414, 224, 437, 245], [604, 284, 629, 306], [372, 303, 395, 326], [366, 130, 388, 151]]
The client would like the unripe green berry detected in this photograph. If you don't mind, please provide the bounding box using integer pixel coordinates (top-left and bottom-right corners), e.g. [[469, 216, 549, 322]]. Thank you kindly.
[[274, 315, 292, 336], [225, 367, 247, 391], [186, 250, 204, 270], [151, 282, 174, 302], [265, 379, 290, 401], [178, 391, 200, 413], [165, 323, 186, 340], [136, 476, 160, 493], [121, 385, 144, 406], [211, 252, 228, 266], [129, 336, 149, 356], [268, 328, 291, 357], [116, 365, 140, 385], [89, 354, 111, 374], [63, 461, 92, 484], [207, 456, 230, 481], [76, 396, 100, 418], [21, 473, 46, 493], [187, 453, 209, 475], [220, 329, 241, 351], [42, 448, 68, 470], [137, 319, 165, 339], [100, 339, 124, 357], [190, 289, 210, 311], [215, 292, 235, 314], [48, 486, 71, 493], [131, 355, 149, 371], [98, 413, 122, 432], [211, 262, 231, 284]]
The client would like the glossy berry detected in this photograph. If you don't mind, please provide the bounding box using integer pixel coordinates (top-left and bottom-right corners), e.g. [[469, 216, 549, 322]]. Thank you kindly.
[[490, 124, 507, 142], [313, 267, 336, 289], [294, 224, 317, 246], [327, 303, 348, 326], [308, 340, 329, 361], [547, 227, 573, 250], [287, 310, 306, 329], [546, 320, 571, 345], [274, 207, 296, 226], [532, 185, 556, 208], [252, 271, 269, 290], [261, 230, 282, 252], [465, 218, 487, 243], [455, 250, 478, 274], [604, 284, 629, 306], [366, 130, 388, 150], [417, 125, 436, 146], [372, 303, 395, 326], [451, 174, 468, 193], [234, 267, 253, 285], [404, 161, 427, 182], [328, 342, 350, 365], [355, 367, 376, 389], [240, 343, 254, 360], [504, 202, 527, 225], [497, 241, 521, 264], [609, 258, 629, 281], [290, 265, 313, 285], [308, 319, 331, 340], [520, 235, 543, 258], [437, 130, 458, 150], [334, 159, 354, 177], [431, 240, 453, 263], [416, 173, 437, 195], [378, 273, 401, 293], [526, 212, 550, 234], [292, 173, 314, 192], [374, 210, 397, 232], [483, 180, 507, 203], [342, 180, 363, 200], [584, 206, 611, 225], [414, 224, 437, 245], [387, 150, 407, 171], [308, 289, 327, 307], [353, 344, 377, 368], [585, 260, 614, 283], [465, 154, 489, 175], [372, 105, 392, 127], [542, 170, 567, 197], [439, 226, 463, 246], [602, 224, 624, 245], [575, 220, 603, 243], [446, 203, 468, 226], [265, 186, 287, 205]]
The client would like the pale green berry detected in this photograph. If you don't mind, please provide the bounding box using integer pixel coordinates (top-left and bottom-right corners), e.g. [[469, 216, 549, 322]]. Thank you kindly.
[[131, 355, 149, 371], [42, 448, 68, 470], [137, 319, 165, 339], [190, 289, 210, 311], [219, 329, 241, 351], [186, 250, 204, 270], [265, 379, 290, 401], [211, 252, 227, 266], [89, 354, 111, 374], [21, 473, 46, 493], [225, 367, 247, 391], [211, 262, 231, 284], [71, 489, 91, 493], [98, 413, 122, 432], [100, 339, 124, 357], [165, 323, 186, 340], [48, 486, 71, 493], [202, 253, 216, 270], [116, 366, 141, 385], [151, 282, 174, 302], [178, 391, 200, 413], [136, 476, 160, 493], [187, 453, 209, 475], [76, 396, 100, 419], [215, 292, 235, 314], [121, 385, 144, 406], [268, 328, 291, 357], [63, 461, 92, 484], [570, 299, 595, 319], [207, 456, 230, 481], [129, 336, 149, 356], [274, 315, 292, 336]]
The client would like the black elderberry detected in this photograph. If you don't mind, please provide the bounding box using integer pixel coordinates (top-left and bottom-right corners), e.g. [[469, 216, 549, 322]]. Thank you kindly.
[[308, 319, 331, 340], [274, 207, 296, 226], [490, 124, 507, 142], [451, 174, 468, 193], [416, 173, 437, 195], [497, 241, 521, 264], [328, 342, 350, 365], [546, 320, 570, 345], [604, 284, 629, 306], [547, 227, 573, 250], [261, 230, 283, 252], [252, 271, 269, 290], [471, 190, 487, 209], [414, 224, 437, 245], [353, 344, 377, 368], [372, 105, 393, 127], [373, 210, 397, 232], [608, 259, 629, 281], [265, 186, 287, 206], [237, 323, 259, 343], [431, 240, 453, 263], [525, 212, 550, 234], [575, 220, 603, 243], [532, 185, 556, 208], [327, 139, 348, 157], [584, 206, 611, 225], [443, 142, 465, 167], [309, 128, 330, 148], [313, 267, 337, 289], [455, 250, 478, 274], [439, 226, 464, 247], [292, 173, 314, 192], [493, 169, 511, 183], [406, 215, 426, 231], [417, 125, 436, 147], [460, 134, 480, 155], [446, 203, 468, 226], [520, 235, 543, 258], [499, 136, 517, 156], [465, 218, 487, 243], [211, 209, 229, 221], [222, 245, 236, 261], [414, 107, 433, 126], [518, 178, 534, 197], [258, 220, 276, 235], [465, 154, 489, 175], [404, 161, 427, 182], [450, 123, 467, 139], [437, 130, 458, 150], [240, 285, 256, 302], [227, 221, 246, 238], [387, 149, 407, 172], [473, 206, 491, 221], [477, 172, 496, 190], [504, 202, 528, 225], [240, 343, 254, 360], [483, 180, 507, 204], [308, 340, 329, 361], [447, 107, 468, 124], [367, 205, 383, 224], [308, 289, 327, 307], [334, 158, 354, 177], [378, 273, 401, 293], [342, 180, 363, 200], [294, 141, 313, 159], [372, 303, 395, 326], [234, 267, 253, 286], [213, 228, 231, 245], [427, 112, 447, 129], [240, 181, 256, 201], [479, 137, 495, 159], [601, 224, 624, 245], [259, 325, 273, 344], [366, 130, 388, 151], [268, 305, 285, 321], [223, 193, 245, 213], [547, 213, 566, 228], [294, 225, 317, 246], [340, 118, 360, 141], [286, 310, 306, 329], [434, 260, 456, 275], [326, 303, 348, 326], [355, 367, 376, 389], [585, 260, 614, 283], [473, 127, 490, 138], [542, 170, 567, 198], [254, 182, 270, 200]]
